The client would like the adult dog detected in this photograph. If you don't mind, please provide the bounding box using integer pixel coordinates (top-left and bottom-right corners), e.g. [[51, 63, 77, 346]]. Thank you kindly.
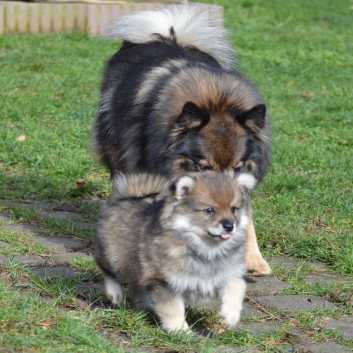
[[93, 4, 271, 275]]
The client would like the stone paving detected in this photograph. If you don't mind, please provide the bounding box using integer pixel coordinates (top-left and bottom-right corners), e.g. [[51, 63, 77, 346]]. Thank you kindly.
[[0, 200, 352, 353]]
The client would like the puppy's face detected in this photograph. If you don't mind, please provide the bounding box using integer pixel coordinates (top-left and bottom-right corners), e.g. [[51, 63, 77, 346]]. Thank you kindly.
[[168, 172, 256, 242], [190, 177, 242, 240]]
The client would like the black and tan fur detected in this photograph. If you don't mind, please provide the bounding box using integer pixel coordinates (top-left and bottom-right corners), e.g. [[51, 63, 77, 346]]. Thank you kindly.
[[94, 171, 257, 332], [93, 4, 272, 275]]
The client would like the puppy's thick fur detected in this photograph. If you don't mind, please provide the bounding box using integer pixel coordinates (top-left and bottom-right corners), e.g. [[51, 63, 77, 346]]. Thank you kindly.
[[93, 4, 271, 275], [94, 171, 256, 332]]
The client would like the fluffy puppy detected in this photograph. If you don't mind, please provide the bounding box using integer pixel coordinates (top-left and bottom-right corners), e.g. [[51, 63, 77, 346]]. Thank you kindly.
[[94, 171, 257, 332]]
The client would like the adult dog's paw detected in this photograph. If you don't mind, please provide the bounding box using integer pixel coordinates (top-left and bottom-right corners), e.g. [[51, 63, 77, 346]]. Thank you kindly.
[[246, 255, 272, 276]]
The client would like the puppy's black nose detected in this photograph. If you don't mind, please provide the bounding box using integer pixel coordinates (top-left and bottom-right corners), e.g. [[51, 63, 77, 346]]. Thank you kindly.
[[222, 221, 234, 233]]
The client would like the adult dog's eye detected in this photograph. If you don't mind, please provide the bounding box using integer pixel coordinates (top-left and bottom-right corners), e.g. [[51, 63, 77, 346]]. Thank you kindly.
[[233, 166, 243, 173], [231, 206, 239, 214], [199, 165, 212, 171], [204, 207, 215, 215]]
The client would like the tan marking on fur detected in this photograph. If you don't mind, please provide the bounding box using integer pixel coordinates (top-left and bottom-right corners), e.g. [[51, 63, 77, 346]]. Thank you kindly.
[[246, 160, 257, 174], [174, 165, 189, 176], [245, 220, 271, 276], [234, 161, 244, 169], [134, 59, 187, 106]]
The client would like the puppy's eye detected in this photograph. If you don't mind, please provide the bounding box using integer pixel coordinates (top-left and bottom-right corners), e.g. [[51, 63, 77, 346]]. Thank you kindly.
[[204, 207, 215, 215], [231, 206, 239, 214], [199, 165, 212, 171], [234, 166, 243, 173]]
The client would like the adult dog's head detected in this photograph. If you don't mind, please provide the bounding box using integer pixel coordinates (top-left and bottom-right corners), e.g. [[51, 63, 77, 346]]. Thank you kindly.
[[159, 68, 271, 181]]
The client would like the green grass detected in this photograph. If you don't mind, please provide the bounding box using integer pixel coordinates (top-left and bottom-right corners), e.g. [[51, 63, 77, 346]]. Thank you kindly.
[[0, 32, 113, 201], [0, 229, 48, 256], [0, 281, 124, 353], [0, 0, 353, 351]]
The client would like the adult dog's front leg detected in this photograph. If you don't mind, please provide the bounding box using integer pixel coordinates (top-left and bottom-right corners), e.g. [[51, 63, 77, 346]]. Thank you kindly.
[[246, 217, 271, 276]]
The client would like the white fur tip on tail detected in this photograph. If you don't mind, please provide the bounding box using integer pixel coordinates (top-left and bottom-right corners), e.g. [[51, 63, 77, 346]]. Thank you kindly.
[[104, 3, 236, 70]]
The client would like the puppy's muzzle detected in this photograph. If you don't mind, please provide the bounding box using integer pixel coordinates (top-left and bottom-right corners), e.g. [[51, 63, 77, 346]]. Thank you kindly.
[[222, 220, 234, 233]]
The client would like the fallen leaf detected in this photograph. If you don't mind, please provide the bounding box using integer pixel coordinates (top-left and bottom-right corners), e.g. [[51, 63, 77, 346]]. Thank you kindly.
[[75, 298, 89, 310], [40, 318, 56, 329], [16, 134, 26, 142], [76, 178, 87, 188], [284, 80, 293, 89], [302, 92, 314, 99]]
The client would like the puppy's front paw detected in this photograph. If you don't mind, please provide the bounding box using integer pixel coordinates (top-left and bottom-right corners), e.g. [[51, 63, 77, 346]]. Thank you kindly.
[[162, 320, 189, 333], [219, 277, 246, 329], [246, 255, 272, 276], [220, 309, 241, 329]]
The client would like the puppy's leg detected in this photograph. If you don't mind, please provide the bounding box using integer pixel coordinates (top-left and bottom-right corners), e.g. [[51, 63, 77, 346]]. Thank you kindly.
[[150, 286, 188, 333], [246, 219, 271, 276], [219, 277, 246, 329], [104, 275, 124, 305]]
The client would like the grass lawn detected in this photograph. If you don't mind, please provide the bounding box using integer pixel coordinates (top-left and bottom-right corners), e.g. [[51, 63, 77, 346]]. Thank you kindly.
[[0, 0, 352, 351]]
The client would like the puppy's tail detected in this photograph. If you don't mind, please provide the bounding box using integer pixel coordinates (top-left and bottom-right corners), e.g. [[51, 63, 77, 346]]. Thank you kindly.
[[111, 173, 170, 201], [105, 3, 236, 70]]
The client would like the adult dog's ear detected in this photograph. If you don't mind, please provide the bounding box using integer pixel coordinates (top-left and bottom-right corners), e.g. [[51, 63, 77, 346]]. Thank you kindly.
[[171, 174, 195, 200], [174, 101, 210, 133], [236, 104, 266, 130]]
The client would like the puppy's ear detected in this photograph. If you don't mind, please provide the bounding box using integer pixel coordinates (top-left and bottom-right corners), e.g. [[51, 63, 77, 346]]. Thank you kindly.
[[236, 173, 257, 191], [236, 104, 266, 130], [171, 175, 194, 200], [174, 102, 210, 133]]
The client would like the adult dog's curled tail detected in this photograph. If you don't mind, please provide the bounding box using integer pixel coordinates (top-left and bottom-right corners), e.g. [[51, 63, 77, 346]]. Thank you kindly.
[[111, 173, 170, 201], [105, 3, 236, 70]]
